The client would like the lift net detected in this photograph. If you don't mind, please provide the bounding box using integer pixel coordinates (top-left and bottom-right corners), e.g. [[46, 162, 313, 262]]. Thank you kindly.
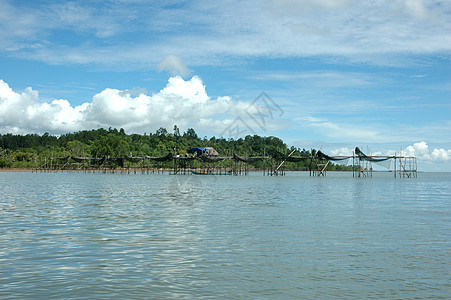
[[272, 150, 309, 162], [233, 153, 264, 163], [316, 151, 350, 165], [355, 147, 392, 169]]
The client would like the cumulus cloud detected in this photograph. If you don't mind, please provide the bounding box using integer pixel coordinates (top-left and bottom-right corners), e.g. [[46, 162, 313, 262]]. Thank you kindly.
[[0, 77, 244, 135], [0, 80, 88, 133], [327, 141, 451, 162], [401, 141, 451, 161], [157, 55, 192, 78], [329, 147, 353, 156]]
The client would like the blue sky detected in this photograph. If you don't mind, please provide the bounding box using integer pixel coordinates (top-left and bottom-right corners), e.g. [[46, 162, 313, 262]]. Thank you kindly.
[[0, 0, 450, 170]]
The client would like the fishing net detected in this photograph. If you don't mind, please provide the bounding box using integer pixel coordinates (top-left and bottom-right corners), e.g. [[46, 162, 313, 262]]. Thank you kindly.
[[271, 150, 309, 162], [124, 156, 142, 163], [316, 151, 350, 165], [69, 156, 87, 163], [149, 153, 173, 162], [233, 153, 264, 163], [355, 147, 392, 169], [199, 155, 225, 163]]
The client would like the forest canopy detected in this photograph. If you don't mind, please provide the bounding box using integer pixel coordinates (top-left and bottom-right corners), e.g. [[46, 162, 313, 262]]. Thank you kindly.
[[0, 127, 350, 171]]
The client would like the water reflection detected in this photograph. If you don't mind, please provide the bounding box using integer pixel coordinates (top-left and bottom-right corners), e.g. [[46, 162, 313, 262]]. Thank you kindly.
[[0, 172, 450, 298]]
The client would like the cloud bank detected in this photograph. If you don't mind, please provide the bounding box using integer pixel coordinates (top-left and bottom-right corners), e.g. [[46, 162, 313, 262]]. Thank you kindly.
[[0, 77, 238, 135], [399, 141, 451, 161]]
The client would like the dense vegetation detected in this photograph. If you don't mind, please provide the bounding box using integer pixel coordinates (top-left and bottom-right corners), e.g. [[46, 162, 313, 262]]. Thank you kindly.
[[0, 126, 351, 171]]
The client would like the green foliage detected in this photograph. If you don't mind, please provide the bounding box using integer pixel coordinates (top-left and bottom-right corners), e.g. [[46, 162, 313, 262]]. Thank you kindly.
[[90, 134, 129, 157], [67, 140, 89, 157], [0, 148, 12, 168], [0, 127, 353, 171]]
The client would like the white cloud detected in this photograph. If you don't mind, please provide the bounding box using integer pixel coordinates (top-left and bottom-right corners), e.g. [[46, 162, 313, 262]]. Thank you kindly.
[[305, 117, 381, 141], [410, 74, 427, 78], [0, 80, 88, 133], [250, 71, 374, 87], [328, 142, 451, 162], [158, 55, 192, 77], [290, 140, 451, 171], [330, 147, 353, 156], [0, 77, 262, 135], [401, 141, 451, 161], [270, 0, 355, 13], [431, 148, 450, 161], [404, 0, 429, 18], [1, 1, 450, 67]]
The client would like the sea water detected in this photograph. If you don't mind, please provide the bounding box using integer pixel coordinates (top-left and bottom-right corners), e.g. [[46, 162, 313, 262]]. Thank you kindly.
[[0, 171, 450, 299]]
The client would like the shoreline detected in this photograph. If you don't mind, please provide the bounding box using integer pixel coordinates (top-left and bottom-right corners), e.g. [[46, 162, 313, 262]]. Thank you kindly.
[[0, 167, 353, 173], [0, 168, 174, 173], [0, 168, 33, 172]]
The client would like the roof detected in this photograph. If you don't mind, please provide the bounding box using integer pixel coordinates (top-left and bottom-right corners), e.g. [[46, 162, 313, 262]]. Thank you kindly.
[[189, 147, 219, 156]]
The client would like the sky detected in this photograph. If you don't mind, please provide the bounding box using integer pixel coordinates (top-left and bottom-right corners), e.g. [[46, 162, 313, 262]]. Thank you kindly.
[[0, 0, 450, 171]]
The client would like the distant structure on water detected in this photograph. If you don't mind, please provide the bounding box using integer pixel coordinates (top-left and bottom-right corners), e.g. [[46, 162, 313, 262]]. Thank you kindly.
[[33, 146, 417, 179]]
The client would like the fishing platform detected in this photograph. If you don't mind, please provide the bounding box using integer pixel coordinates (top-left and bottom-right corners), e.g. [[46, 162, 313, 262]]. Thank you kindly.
[[33, 147, 417, 178]]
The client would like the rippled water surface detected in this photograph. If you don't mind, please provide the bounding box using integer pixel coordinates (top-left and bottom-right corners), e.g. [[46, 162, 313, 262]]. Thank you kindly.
[[1, 172, 450, 299]]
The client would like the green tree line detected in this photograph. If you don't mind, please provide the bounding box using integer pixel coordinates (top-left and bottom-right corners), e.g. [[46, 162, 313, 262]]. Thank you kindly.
[[0, 126, 351, 171]]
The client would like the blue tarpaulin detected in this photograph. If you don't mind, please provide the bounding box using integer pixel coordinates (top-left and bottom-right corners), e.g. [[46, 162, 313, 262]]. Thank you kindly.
[[189, 147, 218, 156]]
